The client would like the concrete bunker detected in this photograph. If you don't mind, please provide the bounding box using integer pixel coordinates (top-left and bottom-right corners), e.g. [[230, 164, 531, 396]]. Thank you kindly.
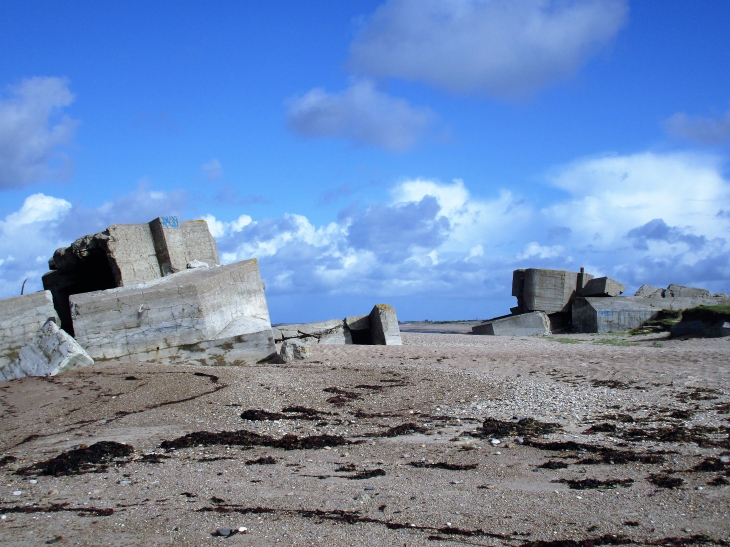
[[42, 216, 219, 335]]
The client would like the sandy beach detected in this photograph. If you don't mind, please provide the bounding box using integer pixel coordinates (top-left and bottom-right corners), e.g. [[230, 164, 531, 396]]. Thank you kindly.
[[1, 331, 729, 546]]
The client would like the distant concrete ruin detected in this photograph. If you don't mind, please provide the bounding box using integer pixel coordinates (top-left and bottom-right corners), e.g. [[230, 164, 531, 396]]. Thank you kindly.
[[474, 268, 730, 336], [0, 217, 276, 380], [273, 303, 402, 360]]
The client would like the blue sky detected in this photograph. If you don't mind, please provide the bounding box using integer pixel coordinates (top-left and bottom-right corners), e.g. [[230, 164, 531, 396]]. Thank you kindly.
[[1, 0, 729, 322]]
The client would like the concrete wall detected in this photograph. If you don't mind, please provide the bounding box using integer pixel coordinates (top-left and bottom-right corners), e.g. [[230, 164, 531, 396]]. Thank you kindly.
[[370, 304, 402, 345], [573, 295, 730, 333], [70, 259, 275, 366], [0, 291, 59, 370]]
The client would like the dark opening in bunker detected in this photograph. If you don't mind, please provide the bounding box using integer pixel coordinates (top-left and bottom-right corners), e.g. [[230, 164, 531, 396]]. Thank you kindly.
[[350, 328, 372, 345], [43, 244, 117, 337]]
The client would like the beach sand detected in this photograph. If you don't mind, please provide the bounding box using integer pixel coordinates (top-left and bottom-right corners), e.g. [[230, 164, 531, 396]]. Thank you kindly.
[[1, 332, 728, 546]]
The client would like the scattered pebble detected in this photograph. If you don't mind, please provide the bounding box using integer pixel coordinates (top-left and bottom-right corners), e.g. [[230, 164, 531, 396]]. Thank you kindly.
[[490, 439, 500, 445], [28, 480, 37, 484], [238, 527, 248, 534], [721, 456, 730, 463], [364, 486, 374, 491], [216, 527, 232, 537], [11, 491, 21, 496]]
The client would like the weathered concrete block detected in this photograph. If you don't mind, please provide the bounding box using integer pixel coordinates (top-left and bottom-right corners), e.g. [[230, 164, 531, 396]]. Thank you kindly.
[[106, 224, 161, 286], [472, 311, 550, 336], [572, 295, 730, 333], [666, 284, 711, 298], [149, 217, 219, 276], [0, 319, 93, 381], [271, 327, 283, 343], [522, 269, 593, 314], [634, 284, 664, 297], [280, 338, 314, 362], [345, 315, 370, 331], [70, 259, 275, 366], [0, 291, 59, 370], [369, 304, 402, 345], [581, 277, 626, 297]]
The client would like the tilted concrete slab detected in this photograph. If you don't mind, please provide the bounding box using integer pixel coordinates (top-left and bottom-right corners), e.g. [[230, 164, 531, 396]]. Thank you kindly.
[[666, 284, 711, 298], [522, 268, 594, 314], [572, 295, 730, 333], [276, 319, 352, 345], [0, 291, 59, 370], [0, 319, 93, 381], [472, 311, 550, 336], [70, 259, 275, 366], [369, 304, 402, 345], [634, 284, 664, 297], [581, 277, 625, 297]]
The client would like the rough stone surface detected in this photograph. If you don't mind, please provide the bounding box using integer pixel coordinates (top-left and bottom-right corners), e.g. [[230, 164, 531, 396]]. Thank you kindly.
[[280, 338, 314, 362], [0, 291, 59, 370], [666, 284, 711, 298], [472, 311, 550, 336], [369, 304, 402, 345], [70, 259, 275, 366], [271, 327, 283, 343], [581, 277, 625, 297], [105, 224, 161, 286], [186, 260, 209, 269], [634, 284, 664, 297], [573, 295, 730, 333], [0, 319, 93, 381], [521, 268, 594, 314]]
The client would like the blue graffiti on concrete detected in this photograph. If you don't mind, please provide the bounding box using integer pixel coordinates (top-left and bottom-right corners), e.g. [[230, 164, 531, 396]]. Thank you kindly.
[[161, 216, 179, 228]]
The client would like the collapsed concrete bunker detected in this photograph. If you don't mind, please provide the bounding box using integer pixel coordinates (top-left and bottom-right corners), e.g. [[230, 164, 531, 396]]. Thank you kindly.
[[473, 267, 730, 336], [0, 216, 403, 378]]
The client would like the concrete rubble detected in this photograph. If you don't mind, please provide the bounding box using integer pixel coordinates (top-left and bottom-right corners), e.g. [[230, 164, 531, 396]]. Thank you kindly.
[[0, 318, 94, 381], [0, 290, 59, 370], [274, 304, 402, 352], [0, 216, 276, 379], [0, 216, 408, 378], [475, 267, 730, 336]]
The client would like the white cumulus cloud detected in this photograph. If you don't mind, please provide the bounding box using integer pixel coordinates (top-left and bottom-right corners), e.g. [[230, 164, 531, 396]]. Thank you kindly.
[[0, 77, 79, 189], [287, 80, 434, 151]]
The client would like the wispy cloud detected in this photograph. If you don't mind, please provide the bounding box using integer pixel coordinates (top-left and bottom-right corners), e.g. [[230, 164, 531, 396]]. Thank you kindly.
[[348, 0, 628, 98], [0, 77, 79, 189], [665, 108, 730, 145], [287, 80, 435, 151]]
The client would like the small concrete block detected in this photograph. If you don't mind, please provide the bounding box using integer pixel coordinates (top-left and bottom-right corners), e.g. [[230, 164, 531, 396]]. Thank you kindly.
[[634, 284, 664, 297], [666, 284, 711, 298], [369, 304, 402, 345], [280, 338, 314, 362], [271, 327, 283, 343], [276, 319, 352, 344], [472, 311, 550, 336], [0, 291, 59, 371], [0, 319, 93, 381], [581, 277, 626, 297], [344, 314, 370, 331]]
